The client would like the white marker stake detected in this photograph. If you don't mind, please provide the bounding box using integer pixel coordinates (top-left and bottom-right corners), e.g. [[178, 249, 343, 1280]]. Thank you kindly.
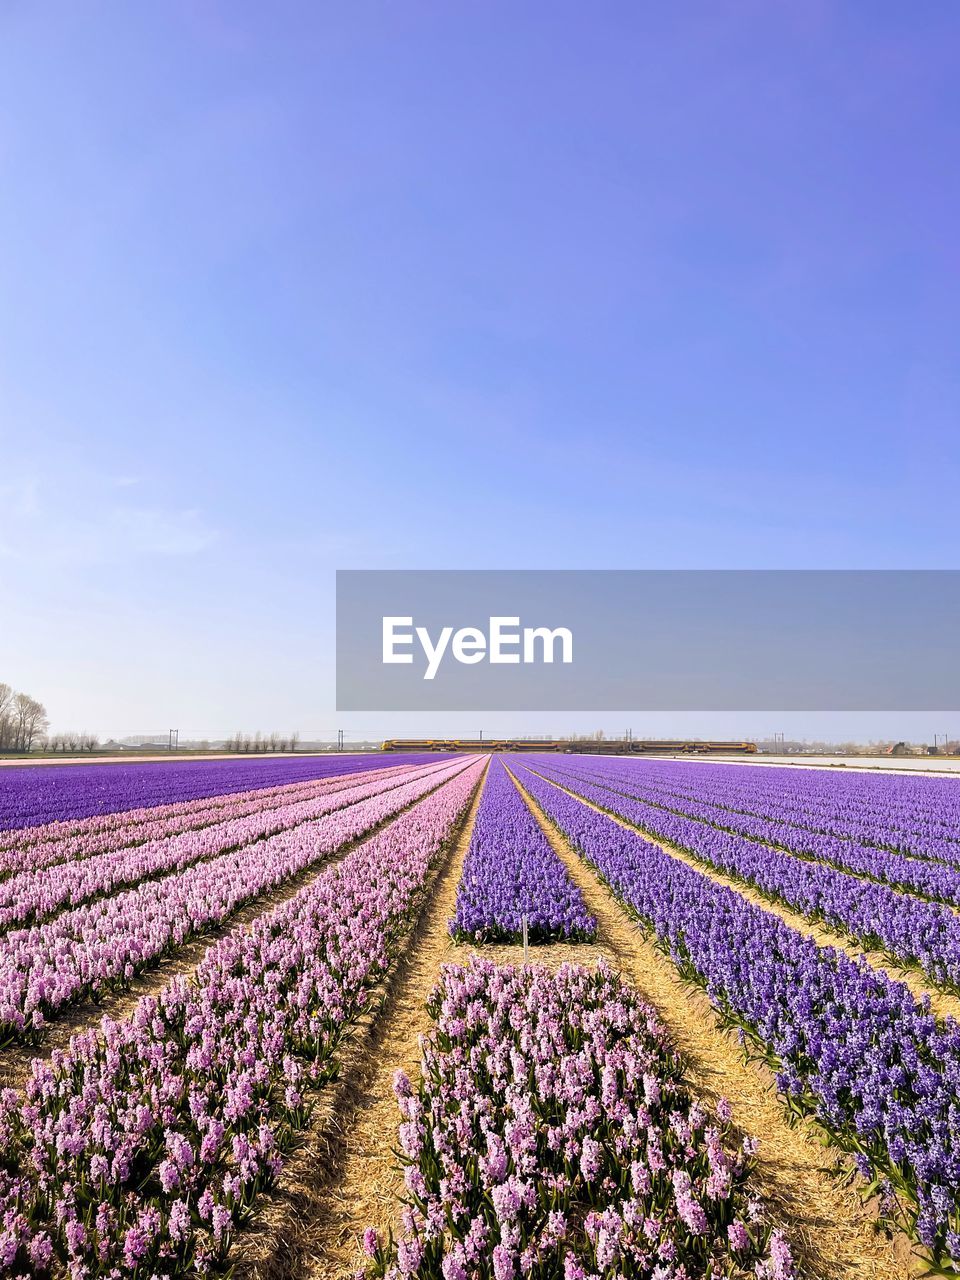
[[522, 914, 529, 963]]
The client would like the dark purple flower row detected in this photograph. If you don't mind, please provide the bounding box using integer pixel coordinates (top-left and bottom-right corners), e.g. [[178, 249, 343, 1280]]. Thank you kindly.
[[511, 761, 960, 1268], [0, 753, 446, 832], [449, 760, 595, 944], [363, 957, 792, 1280], [532, 760, 960, 994], [580, 758, 960, 864], [542, 758, 960, 908]]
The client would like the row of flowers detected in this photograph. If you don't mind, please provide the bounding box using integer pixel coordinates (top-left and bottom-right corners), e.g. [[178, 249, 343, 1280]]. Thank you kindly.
[[361, 957, 793, 1280], [512, 761, 960, 1269], [0, 760, 414, 869], [591, 759, 960, 863], [534, 761, 960, 994], [449, 760, 596, 944], [0, 752, 440, 834], [547, 759, 960, 902], [0, 758, 476, 1045], [0, 758, 486, 1277], [0, 761, 453, 932]]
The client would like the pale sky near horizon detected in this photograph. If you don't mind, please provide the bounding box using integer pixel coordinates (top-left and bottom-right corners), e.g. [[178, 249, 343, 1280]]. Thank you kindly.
[[1, 4, 958, 744]]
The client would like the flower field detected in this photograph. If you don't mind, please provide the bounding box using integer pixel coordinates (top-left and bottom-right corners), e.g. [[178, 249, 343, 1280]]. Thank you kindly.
[[0, 754, 445, 832], [0, 751, 957, 1278]]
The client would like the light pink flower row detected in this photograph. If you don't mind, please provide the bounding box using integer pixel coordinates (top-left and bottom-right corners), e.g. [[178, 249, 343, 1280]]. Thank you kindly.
[[0, 757, 476, 1044], [0, 762, 453, 932], [0, 763, 414, 870]]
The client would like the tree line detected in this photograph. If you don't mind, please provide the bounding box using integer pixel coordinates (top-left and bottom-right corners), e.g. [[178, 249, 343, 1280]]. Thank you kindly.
[[46, 732, 99, 753], [0, 683, 49, 753], [223, 731, 301, 754]]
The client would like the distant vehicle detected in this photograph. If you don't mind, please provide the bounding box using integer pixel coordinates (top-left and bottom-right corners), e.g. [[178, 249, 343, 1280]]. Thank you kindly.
[[380, 738, 758, 754]]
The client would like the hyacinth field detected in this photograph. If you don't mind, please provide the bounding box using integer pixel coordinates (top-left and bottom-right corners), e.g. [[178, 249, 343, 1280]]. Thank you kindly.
[[0, 753, 958, 1278]]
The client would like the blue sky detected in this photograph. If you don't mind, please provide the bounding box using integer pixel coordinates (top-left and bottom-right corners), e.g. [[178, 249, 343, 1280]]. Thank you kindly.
[[1, 3, 957, 742]]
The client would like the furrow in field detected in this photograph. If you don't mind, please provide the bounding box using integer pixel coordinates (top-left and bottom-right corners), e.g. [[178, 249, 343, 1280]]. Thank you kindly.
[[544, 759, 960, 906], [535, 763, 960, 1023], [501, 764, 907, 1280], [233, 757, 492, 1280], [0, 768, 466, 1092], [296, 764, 819, 1280]]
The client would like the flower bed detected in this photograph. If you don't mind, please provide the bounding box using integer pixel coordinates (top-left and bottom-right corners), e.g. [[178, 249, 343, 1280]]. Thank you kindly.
[[449, 761, 595, 944], [532, 761, 960, 993], [362, 957, 792, 1279], [0, 761, 414, 870], [0, 761, 455, 931], [0, 752, 444, 832]]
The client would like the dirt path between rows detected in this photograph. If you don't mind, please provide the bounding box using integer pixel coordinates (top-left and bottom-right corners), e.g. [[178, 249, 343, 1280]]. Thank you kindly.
[[530, 765, 960, 1027], [292, 762, 907, 1280]]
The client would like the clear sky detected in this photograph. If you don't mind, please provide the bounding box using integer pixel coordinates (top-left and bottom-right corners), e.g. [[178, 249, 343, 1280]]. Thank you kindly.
[[1, 3, 957, 743]]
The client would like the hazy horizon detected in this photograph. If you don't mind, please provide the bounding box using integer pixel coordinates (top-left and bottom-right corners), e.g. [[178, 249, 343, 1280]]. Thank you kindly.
[[2, 4, 957, 741]]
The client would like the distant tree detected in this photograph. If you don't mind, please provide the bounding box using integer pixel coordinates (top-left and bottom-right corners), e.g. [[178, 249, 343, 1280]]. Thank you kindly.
[[7, 692, 49, 752], [0, 684, 12, 751]]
